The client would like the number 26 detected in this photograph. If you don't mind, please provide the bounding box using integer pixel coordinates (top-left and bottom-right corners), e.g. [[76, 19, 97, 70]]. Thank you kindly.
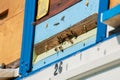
[[54, 61, 63, 76]]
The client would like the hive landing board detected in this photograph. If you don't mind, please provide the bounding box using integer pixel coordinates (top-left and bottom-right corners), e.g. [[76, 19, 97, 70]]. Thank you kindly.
[[33, 0, 99, 70]]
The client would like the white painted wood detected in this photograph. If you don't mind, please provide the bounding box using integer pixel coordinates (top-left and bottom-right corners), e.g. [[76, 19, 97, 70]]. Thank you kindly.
[[84, 66, 120, 80], [0, 68, 19, 79], [23, 34, 120, 80]]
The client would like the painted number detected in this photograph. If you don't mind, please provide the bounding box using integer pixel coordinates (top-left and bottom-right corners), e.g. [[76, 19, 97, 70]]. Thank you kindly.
[[54, 61, 63, 76]]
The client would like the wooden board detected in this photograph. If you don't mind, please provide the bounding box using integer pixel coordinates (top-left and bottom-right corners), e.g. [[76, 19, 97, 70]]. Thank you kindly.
[[35, 13, 98, 55], [110, 0, 120, 8], [0, 0, 8, 15], [33, 0, 81, 25], [0, 0, 24, 65]]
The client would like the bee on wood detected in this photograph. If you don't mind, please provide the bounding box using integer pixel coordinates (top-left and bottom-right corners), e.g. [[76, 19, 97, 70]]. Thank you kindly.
[[59, 45, 64, 52], [45, 45, 48, 52], [46, 23, 48, 28], [57, 35, 65, 44], [61, 16, 65, 21], [86, 0, 89, 6], [83, 25, 87, 32], [70, 30, 78, 39], [54, 22, 60, 26], [54, 47, 58, 52], [66, 33, 74, 44]]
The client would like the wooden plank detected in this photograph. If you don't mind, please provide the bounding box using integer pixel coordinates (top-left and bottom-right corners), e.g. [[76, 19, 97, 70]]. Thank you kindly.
[[0, 0, 24, 24], [34, 29, 96, 63], [110, 0, 120, 8], [0, 0, 8, 14], [0, 0, 24, 64], [33, 0, 82, 25], [6, 59, 20, 69], [0, 69, 18, 79], [34, 13, 98, 55]]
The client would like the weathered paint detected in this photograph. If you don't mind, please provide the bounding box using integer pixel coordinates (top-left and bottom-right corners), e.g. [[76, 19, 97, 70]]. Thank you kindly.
[[23, 33, 120, 80], [32, 0, 99, 71], [34, 28, 96, 64]]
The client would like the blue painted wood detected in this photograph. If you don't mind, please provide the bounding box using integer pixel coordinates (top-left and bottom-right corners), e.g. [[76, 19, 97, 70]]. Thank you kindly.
[[96, 0, 109, 43], [19, 0, 37, 76], [34, 0, 99, 44], [33, 0, 99, 71], [102, 4, 120, 22], [18, 33, 120, 79], [33, 0, 99, 70], [19, 0, 100, 78], [33, 35, 96, 70]]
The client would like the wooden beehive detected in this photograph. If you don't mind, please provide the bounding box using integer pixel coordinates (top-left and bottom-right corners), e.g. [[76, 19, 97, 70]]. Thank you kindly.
[[35, 13, 98, 55], [0, 0, 24, 65], [33, 0, 81, 25]]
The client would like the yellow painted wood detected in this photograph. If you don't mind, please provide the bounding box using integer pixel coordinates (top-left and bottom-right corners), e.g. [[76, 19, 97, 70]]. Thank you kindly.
[[0, 0, 24, 64], [0, 0, 8, 14], [33, 28, 96, 64], [36, 0, 49, 20], [110, 0, 120, 8]]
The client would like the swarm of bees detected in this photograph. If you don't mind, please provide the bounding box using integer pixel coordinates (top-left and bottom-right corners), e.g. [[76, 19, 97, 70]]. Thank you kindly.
[[55, 30, 78, 52]]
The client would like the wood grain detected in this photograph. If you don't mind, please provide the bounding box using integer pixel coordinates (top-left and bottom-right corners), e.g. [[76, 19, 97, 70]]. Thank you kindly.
[[35, 13, 98, 55], [0, 0, 24, 64], [33, 0, 81, 25]]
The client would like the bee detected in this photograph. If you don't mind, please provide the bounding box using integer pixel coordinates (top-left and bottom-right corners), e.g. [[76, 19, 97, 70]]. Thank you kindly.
[[57, 35, 65, 44], [61, 16, 65, 21], [86, 0, 89, 7], [70, 30, 78, 39], [45, 45, 48, 52], [59, 45, 64, 52], [83, 25, 87, 32], [54, 22, 60, 26], [54, 47, 58, 52], [46, 23, 48, 28], [66, 34, 74, 44]]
